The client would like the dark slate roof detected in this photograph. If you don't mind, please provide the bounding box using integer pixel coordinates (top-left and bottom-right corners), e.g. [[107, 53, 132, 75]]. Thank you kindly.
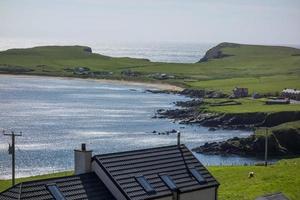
[[255, 192, 290, 200], [94, 144, 219, 200], [0, 172, 116, 200]]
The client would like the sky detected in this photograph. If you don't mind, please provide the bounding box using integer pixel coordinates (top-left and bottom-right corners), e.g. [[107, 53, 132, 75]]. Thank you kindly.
[[0, 0, 300, 45]]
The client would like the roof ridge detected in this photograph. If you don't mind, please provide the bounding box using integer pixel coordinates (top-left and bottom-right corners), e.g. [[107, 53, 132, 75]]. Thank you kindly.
[[94, 144, 184, 158]]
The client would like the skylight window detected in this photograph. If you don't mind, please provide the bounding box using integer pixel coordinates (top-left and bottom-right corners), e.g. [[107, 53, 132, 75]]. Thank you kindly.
[[189, 168, 207, 184], [46, 184, 66, 200], [160, 174, 177, 191], [135, 176, 156, 195]]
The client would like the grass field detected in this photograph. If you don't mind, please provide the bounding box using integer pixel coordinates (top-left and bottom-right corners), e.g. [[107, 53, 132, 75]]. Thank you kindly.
[[201, 98, 300, 113], [1, 158, 299, 200], [209, 158, 300, 200]]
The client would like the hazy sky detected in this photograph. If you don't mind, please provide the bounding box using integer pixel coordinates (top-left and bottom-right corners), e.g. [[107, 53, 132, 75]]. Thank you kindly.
[[1, 0, 300, 45]]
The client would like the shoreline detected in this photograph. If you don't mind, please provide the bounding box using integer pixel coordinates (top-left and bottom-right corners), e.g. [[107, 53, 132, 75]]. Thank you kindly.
[[0, 73, 184, 91]]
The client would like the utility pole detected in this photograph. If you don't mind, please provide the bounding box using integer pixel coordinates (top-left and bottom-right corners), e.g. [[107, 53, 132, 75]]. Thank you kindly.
[[264, 128, 268, 167], [3, 130, 22, 186]]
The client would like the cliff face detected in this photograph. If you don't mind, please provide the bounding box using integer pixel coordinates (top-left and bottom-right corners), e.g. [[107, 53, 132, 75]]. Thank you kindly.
[[193, 121, 300, 156], [198, 42, 240, 62]]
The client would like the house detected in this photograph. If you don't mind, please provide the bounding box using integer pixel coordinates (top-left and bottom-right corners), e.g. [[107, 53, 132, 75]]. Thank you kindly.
[[73, 67, 91, 75], [0, 144, 219, 200], [281, 88, 300, 101], [232, 87, 248, 98]]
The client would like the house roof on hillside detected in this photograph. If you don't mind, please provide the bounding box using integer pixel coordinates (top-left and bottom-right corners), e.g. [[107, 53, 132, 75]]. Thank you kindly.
[[93, 144, 219, 200], [0, 173, 116, 200], [255, 192, 290, 200]]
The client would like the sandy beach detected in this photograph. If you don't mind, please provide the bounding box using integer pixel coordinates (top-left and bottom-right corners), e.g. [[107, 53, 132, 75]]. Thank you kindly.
[[0, 74, 183, 91]]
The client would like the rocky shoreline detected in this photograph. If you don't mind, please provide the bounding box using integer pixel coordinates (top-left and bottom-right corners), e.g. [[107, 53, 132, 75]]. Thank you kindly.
[[156, 102, 300, 130], [148, 88, 300, 157], [148, 89, 300, 130], [192, 126, 300, 156]]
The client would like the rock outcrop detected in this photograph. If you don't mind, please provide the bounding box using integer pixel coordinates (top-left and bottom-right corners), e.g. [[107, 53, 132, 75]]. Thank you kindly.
[[192, 126, 300, 156], [198, 42, 239, 62], [157, 107, 300, 130]]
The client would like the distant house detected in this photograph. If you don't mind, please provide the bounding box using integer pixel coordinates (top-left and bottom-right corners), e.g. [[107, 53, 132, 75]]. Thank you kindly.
[[281, 88, 300, 101], [73, 67, 91, 75], [0, 144, 219, 200], [232, 87, 248, 98]]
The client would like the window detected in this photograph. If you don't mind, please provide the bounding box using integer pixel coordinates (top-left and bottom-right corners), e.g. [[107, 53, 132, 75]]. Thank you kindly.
[[46, 184, 66, 200], [189, 168, 207, 184], [160, 174, 177, 191], [135, 176, 156, 195]]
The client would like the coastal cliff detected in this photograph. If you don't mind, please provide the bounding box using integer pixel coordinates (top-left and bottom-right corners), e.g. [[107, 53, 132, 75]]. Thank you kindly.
[[192, 121, 300, 156], [198, 42, 239, 62]]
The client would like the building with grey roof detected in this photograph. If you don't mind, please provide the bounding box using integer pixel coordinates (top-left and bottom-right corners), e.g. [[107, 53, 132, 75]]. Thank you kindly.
[[0, 143, 219, 200]]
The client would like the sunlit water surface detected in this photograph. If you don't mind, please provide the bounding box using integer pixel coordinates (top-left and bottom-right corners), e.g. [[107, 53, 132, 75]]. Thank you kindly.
[[0, 75, 264, 179]]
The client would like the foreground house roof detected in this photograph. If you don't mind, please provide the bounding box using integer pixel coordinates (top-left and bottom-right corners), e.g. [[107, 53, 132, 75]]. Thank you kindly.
[[93, 144, 219, 200], [0, 173, 115, 200], [1, 144, 219, 200]]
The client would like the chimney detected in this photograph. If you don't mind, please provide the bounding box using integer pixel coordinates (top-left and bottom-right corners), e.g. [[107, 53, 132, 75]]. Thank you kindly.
[[74, 143, 92, 175]]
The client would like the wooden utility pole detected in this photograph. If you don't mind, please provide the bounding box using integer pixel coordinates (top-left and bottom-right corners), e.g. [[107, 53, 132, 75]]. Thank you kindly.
[[264, 128, 268, 167], [3, 130, 22, 186]]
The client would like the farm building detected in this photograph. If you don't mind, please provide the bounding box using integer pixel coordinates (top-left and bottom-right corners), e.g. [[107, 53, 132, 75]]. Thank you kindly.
[[232, 87, 249, 98], [0, 144, 219, 200], [281, 88, 300, 101]]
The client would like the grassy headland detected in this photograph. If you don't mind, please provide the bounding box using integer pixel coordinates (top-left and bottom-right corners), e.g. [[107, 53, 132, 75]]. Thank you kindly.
[[1, 158, 299, 200], [0, 43, 299, 94], [1, 43, 300, 113]]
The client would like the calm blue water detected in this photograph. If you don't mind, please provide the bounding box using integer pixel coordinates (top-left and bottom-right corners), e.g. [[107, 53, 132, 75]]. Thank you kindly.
[[0, 75, 266, 179]]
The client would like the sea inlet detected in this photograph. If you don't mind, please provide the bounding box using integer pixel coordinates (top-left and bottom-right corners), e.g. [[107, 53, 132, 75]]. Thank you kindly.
[[0, 75, 260, 178]]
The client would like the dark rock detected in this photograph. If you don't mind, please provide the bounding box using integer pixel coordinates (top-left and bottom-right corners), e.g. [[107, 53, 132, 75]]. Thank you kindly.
[[175, 99, 203, 107], [179, 89, 205, 98], [83, 47, 92, 53], [208, 127, 217, 131], [198, 42, 239, 62], [192, 128, 300, 156]]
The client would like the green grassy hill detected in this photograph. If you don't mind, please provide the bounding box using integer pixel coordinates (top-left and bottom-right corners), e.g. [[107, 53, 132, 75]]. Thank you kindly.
[[0, 43, 299, 94], [1, 158, 299, 200], [209, 158, 300, 200]]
